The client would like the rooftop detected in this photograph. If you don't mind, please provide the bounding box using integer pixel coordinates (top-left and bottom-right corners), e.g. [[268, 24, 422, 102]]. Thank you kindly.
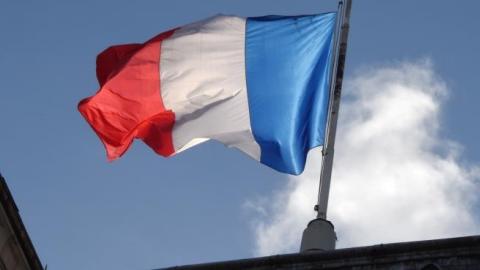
[[159, 235, 480, 270]]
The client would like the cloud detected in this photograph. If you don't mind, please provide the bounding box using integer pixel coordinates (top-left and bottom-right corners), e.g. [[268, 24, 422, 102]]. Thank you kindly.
[[246, 60, 480, 256]]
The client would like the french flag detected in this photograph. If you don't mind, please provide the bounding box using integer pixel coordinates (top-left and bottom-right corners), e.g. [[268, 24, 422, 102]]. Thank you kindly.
[[78, 13, 337, 175]]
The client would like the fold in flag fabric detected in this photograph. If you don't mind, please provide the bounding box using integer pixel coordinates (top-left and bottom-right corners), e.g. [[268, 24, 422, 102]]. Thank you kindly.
[[79, 13, 336, 175]]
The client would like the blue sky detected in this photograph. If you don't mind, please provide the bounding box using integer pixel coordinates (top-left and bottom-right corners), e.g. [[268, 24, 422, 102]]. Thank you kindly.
[[1, 1, 480, 269]]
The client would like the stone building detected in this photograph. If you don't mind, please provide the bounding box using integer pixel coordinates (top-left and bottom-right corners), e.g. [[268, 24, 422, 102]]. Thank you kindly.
[[159, 235, 480, 270], [1, 173, 479, 270], [0, 174, 42, 270]]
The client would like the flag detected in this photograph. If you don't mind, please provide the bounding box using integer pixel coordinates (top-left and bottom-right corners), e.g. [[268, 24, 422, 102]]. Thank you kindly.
[[78, 13, 337, 175]]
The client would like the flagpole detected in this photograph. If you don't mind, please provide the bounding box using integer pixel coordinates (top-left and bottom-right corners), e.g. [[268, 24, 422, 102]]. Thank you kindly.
[[316, 0, 351, 220], [300, 0, 352, 252]]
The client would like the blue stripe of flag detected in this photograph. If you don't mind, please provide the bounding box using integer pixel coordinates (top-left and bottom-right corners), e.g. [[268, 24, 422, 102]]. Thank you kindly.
[[245, 13, 336, 175]]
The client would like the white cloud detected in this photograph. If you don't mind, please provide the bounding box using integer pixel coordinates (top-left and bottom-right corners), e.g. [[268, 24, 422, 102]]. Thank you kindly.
[[246, 60, 480, 256]]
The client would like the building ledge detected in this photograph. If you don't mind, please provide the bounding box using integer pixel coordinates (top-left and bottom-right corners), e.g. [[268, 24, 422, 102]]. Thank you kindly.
[[158, 235, 480, 270]]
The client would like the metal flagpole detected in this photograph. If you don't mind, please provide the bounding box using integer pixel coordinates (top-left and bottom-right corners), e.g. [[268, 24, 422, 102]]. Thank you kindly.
[[300, 0, 352, 252], [316, 0, 352, 221]]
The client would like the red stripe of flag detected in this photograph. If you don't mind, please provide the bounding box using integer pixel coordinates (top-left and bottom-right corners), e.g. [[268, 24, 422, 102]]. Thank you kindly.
[[78, 29, 176, 160]]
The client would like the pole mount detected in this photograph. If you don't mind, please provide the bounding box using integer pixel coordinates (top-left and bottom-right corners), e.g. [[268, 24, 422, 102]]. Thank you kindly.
[[300, 218, 337, 252]]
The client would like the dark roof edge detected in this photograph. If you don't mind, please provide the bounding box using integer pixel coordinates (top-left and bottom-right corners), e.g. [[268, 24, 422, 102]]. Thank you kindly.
[[159, 234, 480, 270], [0, 174, 43, 270]]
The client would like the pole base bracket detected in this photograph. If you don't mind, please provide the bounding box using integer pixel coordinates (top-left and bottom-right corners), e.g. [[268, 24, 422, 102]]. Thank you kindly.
[[300, 218, 337, 252]]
